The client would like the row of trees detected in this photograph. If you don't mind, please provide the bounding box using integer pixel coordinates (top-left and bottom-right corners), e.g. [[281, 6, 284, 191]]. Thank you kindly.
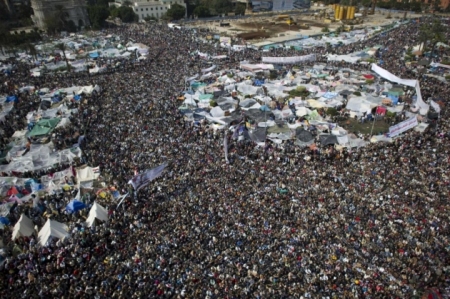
[[187, 0, 234, 18]]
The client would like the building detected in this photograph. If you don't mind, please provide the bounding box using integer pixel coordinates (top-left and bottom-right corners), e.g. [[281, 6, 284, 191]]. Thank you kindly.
[[110, 0, 186, 21], [30, 0, 90, 29]]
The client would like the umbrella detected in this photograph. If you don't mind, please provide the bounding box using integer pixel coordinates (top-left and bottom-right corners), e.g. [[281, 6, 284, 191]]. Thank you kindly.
[[320, 134, 338, 146], [296, 129, 314, 142], [66, 200, 87, 214], [0, 217, 10, 225]]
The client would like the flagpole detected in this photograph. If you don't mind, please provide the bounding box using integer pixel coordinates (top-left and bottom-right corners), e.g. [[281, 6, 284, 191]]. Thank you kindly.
[[370, 113, 376, 136]]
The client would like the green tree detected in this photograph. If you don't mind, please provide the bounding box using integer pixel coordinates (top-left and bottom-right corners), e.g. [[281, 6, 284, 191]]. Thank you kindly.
[[110, 6, 138, 23], [88, 5, 110, 29], [56, 43, 71, 71], [418, 19, 445, 56], [213, 0, 232, 15], [193, 5, 210, 18], [409, 1, 422, 13], [166, 3, 186, 20], [235, 3, 246, 15]]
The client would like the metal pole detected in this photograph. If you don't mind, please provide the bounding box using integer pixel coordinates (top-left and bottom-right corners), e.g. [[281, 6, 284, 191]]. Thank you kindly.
[[370, 113, 376, 136]]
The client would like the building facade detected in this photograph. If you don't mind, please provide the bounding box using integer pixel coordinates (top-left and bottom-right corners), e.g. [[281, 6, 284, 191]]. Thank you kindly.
[[30, 0, 90, 29], [110, 0, 186, 20]]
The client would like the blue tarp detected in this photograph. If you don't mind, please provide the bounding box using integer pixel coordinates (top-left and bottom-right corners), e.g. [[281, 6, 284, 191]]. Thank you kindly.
[[6, 95, 18, 103], [0, 216, 10, 225], [388, 95, 399, 105], [74, 95, 81, 101], [260, 105, 271, 112], [89, 52, 99, 58], [66, 200, 87, 214], [254, 79, 265, 86]]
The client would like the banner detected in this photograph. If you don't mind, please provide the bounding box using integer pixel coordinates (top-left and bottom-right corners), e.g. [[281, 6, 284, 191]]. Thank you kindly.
[[201, 65, 216, 73], [128, 162, 167, 191], [261, 54, 316, 64], [430, 100, 441, 113], [371, 64, 429, 114], [224, 133, 229, 163], [185, 74, 199, 82], [388, 116, 418, 137], [220, 37, 231, 47]]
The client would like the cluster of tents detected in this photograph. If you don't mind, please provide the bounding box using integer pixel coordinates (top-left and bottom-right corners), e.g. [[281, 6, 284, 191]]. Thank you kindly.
[[10, 202, 108, 246]]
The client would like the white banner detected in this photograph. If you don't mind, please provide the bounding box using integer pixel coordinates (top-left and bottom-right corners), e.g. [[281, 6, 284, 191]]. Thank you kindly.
[[201, 65, 216, 73], [185, 74, 198, 82], [388, 116, 418, 137], [224, 133, 229, 164], [262, 54, 316, 64], [371, 64, 429, 114], [430, 100, 441, 113]]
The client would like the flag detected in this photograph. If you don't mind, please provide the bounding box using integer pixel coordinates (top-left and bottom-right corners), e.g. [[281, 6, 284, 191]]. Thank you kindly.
[[116, 193, 129, 208], [128, 162, 167, 191], [224, 133, 229, 164], [430, 100, 441, 113]]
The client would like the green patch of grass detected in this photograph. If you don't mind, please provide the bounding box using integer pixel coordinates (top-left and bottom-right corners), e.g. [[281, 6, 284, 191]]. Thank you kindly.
[[338, 118, 390, 135]]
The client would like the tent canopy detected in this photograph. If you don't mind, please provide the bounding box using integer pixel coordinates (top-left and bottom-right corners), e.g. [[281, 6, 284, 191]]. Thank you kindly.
[[38, 219, 69, 246], [12, 214, 34, 240], [85, 202, 108, 227], [28, 118, 60, 137], [66, 200, 86, 214]]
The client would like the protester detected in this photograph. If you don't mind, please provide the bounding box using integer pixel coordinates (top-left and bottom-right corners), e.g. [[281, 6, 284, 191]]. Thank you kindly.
[[0, 16, 449, 299]]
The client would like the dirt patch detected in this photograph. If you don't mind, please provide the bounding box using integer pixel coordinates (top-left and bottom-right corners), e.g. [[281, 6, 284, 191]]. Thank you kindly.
[[237, 31, 271, 40]]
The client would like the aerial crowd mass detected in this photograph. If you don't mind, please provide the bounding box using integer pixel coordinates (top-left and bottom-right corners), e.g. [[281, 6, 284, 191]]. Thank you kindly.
[[0, 15, 449, 299]]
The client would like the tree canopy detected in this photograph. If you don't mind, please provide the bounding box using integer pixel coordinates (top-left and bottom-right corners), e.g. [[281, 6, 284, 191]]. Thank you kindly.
[[166, 4, 186, 20], [193, 5, 210, 18], [110, 6, 139, 23]]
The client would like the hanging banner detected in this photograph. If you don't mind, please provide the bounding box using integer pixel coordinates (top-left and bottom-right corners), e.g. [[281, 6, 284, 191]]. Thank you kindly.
[[388, 116, 418, 137], [261, 54, 316, 64], [220, 37, 231, 47]]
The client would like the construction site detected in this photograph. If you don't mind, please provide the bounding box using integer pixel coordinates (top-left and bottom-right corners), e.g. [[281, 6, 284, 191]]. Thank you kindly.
[[187, 4, 420, 47]]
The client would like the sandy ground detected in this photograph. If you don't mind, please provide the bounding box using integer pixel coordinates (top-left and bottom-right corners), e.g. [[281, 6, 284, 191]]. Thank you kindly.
[[187, 8, 421, 47]]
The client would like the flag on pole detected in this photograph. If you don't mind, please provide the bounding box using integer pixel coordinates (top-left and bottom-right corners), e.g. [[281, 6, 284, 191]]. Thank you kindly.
[[430, 100, 441, 113], [116, 193, 129, 208], [128, 162, 168, 191], [224, 133, 229, 164]]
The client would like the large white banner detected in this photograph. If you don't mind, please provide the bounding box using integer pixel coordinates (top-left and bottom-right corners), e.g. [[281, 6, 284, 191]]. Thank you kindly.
[[371, 64, 429, 114], [201, 65, 216, 73], [388, 116, 418, 137], [262, 54, 316, 64]]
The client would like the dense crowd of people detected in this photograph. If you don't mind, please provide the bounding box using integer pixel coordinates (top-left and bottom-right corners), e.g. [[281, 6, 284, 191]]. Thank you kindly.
[[0, 16, 449, 298]]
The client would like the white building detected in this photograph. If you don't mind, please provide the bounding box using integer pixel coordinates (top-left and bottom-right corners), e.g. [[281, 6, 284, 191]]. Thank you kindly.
[[30, 0, 90, 29], [110, 0, 186, 20]]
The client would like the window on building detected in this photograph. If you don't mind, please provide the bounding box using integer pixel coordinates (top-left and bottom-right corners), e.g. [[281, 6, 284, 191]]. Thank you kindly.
[[141, 8, 143, 11], [151, 7, 153, 10], [146, 8, 148, 11], [155, 7, 158, 10], [161, 7, 163, 10], [156, 12, 159, 17]]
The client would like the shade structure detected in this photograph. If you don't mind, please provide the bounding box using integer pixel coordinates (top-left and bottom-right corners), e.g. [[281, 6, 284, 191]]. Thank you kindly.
[[12, 214, 34, 240], [85, 202, 109, 227], [296, 128, 314, 143], [320, 134, 338, 146], [38, 219, 69, 246], [66, 200, 87, 214]]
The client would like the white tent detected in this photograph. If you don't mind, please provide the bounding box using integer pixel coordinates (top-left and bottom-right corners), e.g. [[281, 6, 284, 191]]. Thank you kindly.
[[86, 202, 109, 227], [12, 214, 35, 240], [38, 219, 69, 246], [76, 166, 100, 183]]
